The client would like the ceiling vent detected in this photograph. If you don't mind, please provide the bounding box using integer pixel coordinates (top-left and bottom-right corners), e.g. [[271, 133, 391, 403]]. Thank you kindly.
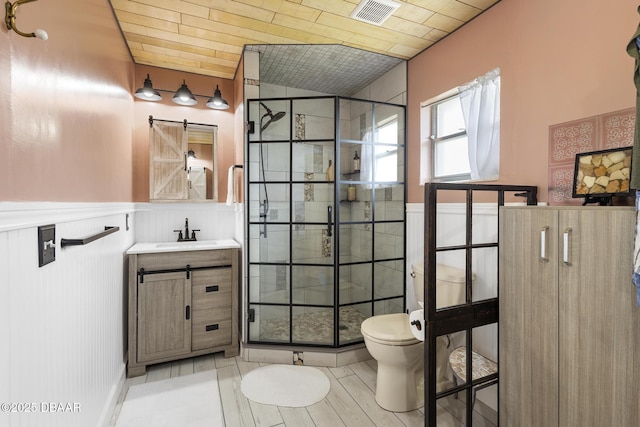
[[350, 0, 401, 26]]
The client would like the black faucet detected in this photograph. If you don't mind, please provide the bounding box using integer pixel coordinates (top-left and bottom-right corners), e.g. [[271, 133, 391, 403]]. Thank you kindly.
[[174, 218, 199, 241]]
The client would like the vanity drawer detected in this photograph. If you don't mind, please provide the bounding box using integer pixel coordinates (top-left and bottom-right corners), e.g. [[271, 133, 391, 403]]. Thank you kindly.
[[191, 268, 232, 310], [137, 249, 233, 270], [192, 316, 232, 350]]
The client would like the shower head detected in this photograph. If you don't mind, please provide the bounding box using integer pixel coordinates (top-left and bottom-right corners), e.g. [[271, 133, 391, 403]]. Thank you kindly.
[[260, 102, 286, 132], [272, 111, 287, 122]]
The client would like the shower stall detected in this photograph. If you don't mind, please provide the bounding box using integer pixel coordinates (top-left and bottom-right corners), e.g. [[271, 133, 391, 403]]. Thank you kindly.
[[246, 96, 406, 347]]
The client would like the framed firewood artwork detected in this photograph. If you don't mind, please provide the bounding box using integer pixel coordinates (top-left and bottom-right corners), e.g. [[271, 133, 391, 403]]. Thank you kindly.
[[572, 147, 634, 205]]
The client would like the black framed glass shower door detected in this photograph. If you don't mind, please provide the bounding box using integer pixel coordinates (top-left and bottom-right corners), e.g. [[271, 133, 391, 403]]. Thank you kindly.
[[246, 96, 407, 348], [247, 97, 338, 346]]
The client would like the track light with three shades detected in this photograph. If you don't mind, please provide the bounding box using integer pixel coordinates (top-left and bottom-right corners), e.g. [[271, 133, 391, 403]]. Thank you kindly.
[[134, 74, 229, 110]]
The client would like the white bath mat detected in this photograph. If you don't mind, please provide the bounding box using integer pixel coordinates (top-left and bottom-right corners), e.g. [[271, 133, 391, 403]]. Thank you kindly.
[[116, 370, 223, 427], [241, 364, 330, 407]]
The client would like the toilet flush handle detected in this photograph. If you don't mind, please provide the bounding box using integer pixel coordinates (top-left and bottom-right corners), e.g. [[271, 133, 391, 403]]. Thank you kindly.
[[410, 319, 422, 331]]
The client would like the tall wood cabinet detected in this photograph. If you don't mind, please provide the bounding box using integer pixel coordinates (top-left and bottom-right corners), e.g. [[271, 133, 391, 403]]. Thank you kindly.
[[127, 243, 240, 377], [499, 206, 640, 426]]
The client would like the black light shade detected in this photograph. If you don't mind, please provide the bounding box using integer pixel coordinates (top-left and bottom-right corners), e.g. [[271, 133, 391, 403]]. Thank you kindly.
[[134, 74, 162, 101], [206, 85, 229, 110], [172, 80, 197, 106]]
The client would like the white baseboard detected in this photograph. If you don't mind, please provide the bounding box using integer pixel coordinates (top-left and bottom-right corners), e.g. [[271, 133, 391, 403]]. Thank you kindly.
[[99, 364, 127, 427]]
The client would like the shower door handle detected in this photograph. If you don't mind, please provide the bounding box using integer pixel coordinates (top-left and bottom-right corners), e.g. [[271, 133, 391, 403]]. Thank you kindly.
[[327, 206, 333, 237]]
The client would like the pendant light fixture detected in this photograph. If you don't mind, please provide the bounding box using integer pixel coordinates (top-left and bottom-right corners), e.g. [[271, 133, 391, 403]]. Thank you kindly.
[[134, 74, 162, 101], [172, 80, 197, 106], [206, 85, 229, 110]]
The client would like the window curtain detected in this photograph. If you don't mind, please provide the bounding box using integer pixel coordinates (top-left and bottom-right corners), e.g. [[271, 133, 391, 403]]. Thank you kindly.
[[458, 68, 501, 181]]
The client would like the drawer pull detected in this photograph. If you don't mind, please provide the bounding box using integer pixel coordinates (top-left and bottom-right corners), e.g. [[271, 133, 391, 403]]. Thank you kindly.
[[206, 285, 219, 293], [206, 324, 219, 332]]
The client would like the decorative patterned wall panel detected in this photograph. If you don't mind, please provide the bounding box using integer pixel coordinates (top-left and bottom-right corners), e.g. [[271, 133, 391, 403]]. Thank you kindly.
[[602, 109, 636, 149], [548, 108, 635, 205]]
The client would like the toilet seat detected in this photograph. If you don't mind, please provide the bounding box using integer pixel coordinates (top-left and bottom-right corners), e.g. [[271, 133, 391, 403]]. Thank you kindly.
[[361, 313, 420, 346]]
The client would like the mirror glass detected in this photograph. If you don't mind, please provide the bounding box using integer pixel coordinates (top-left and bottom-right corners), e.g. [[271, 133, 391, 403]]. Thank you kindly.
[[149, 120, 218, 201], [186, 128, 217, 200]]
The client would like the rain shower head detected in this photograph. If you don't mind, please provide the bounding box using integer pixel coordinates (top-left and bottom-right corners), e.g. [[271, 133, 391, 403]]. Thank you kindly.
[[260, 102, 286, 132]]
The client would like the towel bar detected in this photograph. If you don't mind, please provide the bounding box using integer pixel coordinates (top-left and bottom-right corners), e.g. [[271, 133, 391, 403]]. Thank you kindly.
[[61, 226, 119, 248]]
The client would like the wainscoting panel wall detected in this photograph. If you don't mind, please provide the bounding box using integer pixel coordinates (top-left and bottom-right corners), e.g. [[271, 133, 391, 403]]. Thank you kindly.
[[0, 203, 135, 427], [134, 202, 241, 243]]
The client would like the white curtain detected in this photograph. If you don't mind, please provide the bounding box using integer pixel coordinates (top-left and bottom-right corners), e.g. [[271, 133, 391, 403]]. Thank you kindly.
[[459, 68, 501, 181]]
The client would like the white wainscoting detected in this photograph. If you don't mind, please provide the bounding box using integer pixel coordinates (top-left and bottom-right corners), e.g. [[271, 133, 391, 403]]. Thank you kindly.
[[0, 201, 246, 427], [0, 202, 135, 427], [133, 202, 242, 243]]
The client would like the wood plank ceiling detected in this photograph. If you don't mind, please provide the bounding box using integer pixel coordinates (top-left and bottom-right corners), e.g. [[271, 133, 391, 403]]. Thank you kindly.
[[110, 0, 500, 93]]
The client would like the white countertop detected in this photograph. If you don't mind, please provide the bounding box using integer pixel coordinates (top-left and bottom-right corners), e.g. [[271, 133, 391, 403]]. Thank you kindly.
[[126, 239, 241, 255]]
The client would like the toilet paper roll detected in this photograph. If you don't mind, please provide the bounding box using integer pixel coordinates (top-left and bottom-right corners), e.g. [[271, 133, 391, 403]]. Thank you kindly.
[[409, 309, 425, 341]]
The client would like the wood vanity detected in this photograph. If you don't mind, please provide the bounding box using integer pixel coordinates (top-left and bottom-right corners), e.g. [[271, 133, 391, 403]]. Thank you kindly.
[[126, 240, 240, 377]]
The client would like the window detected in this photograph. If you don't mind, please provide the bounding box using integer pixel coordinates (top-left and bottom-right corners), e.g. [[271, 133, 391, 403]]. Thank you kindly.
[[429, 95, 470, 181], [420, 68, 501, 184], [375, 117, 398, 182]]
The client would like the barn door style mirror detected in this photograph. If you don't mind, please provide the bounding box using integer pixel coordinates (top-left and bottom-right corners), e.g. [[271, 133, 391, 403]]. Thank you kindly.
[[148, 116, 218, 201]]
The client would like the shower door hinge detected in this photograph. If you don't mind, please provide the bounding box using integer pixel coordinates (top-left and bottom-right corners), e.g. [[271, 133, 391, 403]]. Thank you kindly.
[[248, 308, 255, 322], [246, 121, 255, 134]]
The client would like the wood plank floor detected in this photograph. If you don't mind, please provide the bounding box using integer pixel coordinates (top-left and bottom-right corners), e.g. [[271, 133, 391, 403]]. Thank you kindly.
[[108, 353, 497, 427]]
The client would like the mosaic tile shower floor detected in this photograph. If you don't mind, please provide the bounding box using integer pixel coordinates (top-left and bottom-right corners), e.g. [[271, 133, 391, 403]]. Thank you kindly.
[[258, 306, 370, 345]]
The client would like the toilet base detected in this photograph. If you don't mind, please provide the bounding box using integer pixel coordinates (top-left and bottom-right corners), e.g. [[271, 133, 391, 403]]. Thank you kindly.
[[375, 364, 423, 412]]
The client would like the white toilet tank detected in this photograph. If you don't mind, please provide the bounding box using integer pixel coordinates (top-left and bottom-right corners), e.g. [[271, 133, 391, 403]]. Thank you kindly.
[[411, 262, 468, 309]]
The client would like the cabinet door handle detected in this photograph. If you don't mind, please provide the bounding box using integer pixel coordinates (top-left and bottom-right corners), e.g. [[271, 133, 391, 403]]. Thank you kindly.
[[186, 305, 191, 320], [540, 226, 549, 262], [563, 227, 572, 265], [206, 285, 219, 293]]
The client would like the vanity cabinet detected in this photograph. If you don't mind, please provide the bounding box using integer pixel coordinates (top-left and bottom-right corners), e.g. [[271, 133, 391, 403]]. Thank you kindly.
[[499, 207, 640, 426], [127, 244, 239, 377]]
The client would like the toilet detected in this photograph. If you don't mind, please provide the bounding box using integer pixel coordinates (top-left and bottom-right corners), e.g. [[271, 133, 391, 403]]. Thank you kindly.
[[360, 262, 467, 412]]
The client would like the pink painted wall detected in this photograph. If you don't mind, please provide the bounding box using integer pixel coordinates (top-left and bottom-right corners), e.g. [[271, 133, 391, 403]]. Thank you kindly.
[[0, 0, 134, 202], [407, 0, 639, 203], [132, 65, 236, 202]]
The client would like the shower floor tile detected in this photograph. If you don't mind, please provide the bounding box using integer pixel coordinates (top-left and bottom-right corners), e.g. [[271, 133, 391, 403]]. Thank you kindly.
[[258, 306, 369, 345]]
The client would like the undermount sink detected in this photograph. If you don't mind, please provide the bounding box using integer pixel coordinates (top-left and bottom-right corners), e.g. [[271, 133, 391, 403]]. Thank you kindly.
[[155, 240, 219, 249], [126, 239, 241, 255]]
